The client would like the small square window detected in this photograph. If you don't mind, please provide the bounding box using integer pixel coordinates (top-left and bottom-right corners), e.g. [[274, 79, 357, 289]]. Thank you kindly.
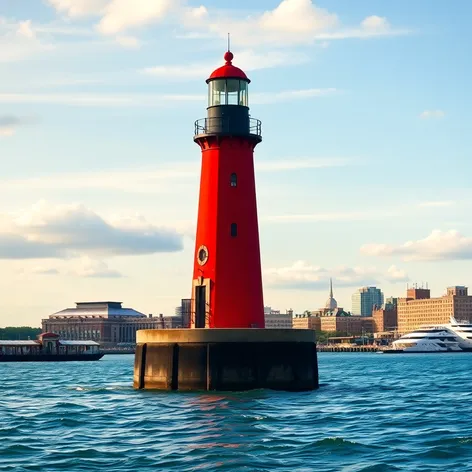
[[230, 173, 237, 187], [231, 223, 237, 237]]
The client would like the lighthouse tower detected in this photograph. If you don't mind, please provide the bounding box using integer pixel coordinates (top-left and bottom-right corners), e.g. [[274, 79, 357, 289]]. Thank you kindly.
[[134, 50, 318, 392], [191, 51, 264, 329]]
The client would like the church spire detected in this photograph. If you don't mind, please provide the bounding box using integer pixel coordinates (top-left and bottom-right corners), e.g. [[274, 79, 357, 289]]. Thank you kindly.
[[325, 277, 338, 311]]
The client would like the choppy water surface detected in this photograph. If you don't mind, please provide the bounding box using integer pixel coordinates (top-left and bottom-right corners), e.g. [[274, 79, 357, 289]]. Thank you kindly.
[[1, 353, 472, 471]]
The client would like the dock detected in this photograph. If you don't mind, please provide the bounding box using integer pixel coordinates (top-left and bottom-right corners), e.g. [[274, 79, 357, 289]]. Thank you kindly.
[[317, 345, 381, 352]]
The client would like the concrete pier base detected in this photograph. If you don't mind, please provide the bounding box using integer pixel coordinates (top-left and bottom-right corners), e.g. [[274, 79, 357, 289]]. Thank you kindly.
[[134, 329, 318, 391]]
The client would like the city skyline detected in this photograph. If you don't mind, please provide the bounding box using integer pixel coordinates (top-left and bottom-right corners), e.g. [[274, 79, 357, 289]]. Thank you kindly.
[[1, 0, 472, 326]]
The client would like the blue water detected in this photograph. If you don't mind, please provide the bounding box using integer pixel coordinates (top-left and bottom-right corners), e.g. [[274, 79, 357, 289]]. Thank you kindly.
[[1, 353, 472, 471]]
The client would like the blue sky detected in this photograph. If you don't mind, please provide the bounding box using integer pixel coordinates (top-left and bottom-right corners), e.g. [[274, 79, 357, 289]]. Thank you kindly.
[[1, 0, 471, 327]]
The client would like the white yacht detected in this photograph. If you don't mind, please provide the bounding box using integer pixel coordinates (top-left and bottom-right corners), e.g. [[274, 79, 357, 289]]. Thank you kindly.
[[448, 317, 472, 350], [384, 317, 471, 353]]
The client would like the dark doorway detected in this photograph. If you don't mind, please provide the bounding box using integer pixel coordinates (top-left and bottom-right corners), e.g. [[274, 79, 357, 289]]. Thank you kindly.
[[195, 286, 206, 328]]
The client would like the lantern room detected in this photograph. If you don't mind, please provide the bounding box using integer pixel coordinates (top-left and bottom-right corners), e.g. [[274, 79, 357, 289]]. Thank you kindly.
[[208, 79, 248, 107], [195, 51, 261, 140], [207, 51, 250, 107]]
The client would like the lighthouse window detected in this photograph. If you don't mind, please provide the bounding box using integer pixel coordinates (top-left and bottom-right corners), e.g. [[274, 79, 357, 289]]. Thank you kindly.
[[230, 173, 237, 187], [209, 79, 225, 106], [239, 81, 248, 107], [226, 79, 239, 105], [208, 79, 249, 107], [231, 223, 238, 237]]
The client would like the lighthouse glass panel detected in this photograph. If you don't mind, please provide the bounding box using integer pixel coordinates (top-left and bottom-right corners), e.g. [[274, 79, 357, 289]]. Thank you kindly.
[[209, 80, 225, 107], [226, 79, 240, 105], [239, 81, 248, 107]]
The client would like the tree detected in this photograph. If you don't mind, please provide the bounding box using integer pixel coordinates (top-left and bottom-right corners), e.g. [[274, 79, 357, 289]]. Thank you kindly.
[[0, 327, 42, 340]]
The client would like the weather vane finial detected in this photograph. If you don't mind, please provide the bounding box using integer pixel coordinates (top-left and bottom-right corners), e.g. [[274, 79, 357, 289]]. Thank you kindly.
[[227, 32, 230, 52]]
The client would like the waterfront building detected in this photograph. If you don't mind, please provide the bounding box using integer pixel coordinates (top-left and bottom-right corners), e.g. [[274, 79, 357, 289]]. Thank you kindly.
[[292, 314, 321, 330], [352, 287, 384, 316], [372, 304, 398, 333], [264, 308, 293, 329], [292, 309, 373, 336], [175, 298, 191, 328], [397, 286, 472, 334], [42, 301, 182, 347], [320, 314, 373, 336]]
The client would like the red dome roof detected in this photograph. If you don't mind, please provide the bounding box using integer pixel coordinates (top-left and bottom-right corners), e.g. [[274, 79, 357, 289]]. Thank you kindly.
[[40, 332, 59, 338], [207, 51, 250, 83]]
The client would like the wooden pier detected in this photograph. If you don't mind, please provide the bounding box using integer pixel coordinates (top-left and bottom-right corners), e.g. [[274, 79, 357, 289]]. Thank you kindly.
[[317, 345, 381, 353]]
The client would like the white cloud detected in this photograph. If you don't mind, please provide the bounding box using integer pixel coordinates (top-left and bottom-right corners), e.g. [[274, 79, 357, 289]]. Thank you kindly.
[[48, 0, 178, 33], [46, 0, 109, 17], [70, 257, 123, 278], [361, 15, 389, 31], [115, 35, 141, 48], [98, 0, 175, 35], [264, 260, 408, 291], [0, 115, 36, 137], [0, 92, 203, 107], [17, 257, 123, 278], [0, 17, 54, 62], [47, 0, 408, 46], [267, 211, 372, 223], [420, 110, 445, 119], [201, 1, 338, 46], [0, 128, 15, 137], [418, 201, 454, 208], [252, 87, 337, 104], [385, 265, 409, 282], [142, 64, 209, 79], [30, 266, 60, 275], [0, 87, 336, 107], [0, 158, 354, 194], [258, 0, 339, 35], [17, 20, 35, 38], [361, 230, 472, 262], [257, 157, 354, 172], [0, 200, 183, 260], [196, 2, 407, 46], [142, 49, 309, 80]]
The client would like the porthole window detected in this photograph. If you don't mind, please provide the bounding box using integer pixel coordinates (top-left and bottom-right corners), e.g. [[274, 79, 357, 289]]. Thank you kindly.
[[231, 223, 237, 237], [197, 245, 209, 266], [230, 173, 237, 187]]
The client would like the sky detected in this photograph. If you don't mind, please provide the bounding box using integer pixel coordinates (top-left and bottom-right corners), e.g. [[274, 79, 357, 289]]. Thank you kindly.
[[1, 0, 471, 327]]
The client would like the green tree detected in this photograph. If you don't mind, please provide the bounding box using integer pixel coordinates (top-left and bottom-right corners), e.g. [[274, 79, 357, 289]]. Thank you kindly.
[[0, 327, 42, 340]]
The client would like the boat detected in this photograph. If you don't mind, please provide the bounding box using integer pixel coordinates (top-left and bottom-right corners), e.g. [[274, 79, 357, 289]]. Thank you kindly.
[[0, 332, 104, 362], [383, 317, 472, 353], [447, 317, 472, 351]]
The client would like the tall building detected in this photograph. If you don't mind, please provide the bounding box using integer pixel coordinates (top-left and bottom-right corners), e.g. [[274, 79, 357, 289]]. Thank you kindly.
[[397, 286, 472, 334], [175, 299, 191, 328], [352, 287, 384, 316]]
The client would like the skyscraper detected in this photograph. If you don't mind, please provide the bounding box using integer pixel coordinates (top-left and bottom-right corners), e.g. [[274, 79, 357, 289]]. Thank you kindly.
[[352, 287, 384, 316]]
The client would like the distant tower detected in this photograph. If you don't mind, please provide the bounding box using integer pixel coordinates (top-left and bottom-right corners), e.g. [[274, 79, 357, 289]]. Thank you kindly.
[[191, 51, 264, 329], [325, 278, 338, 311]]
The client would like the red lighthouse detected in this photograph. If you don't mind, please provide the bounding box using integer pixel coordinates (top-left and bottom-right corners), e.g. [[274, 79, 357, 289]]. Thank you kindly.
[[191, 51, 264, 329], [134, 50, 318, 392]]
